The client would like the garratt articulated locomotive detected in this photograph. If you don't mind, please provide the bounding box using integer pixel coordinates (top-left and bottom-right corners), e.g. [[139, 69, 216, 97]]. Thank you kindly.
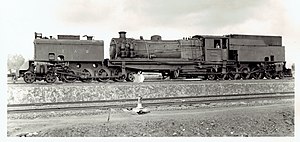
[[19, 31, 291, 83]]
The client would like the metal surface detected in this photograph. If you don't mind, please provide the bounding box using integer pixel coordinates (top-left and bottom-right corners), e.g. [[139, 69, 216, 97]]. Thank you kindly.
[[18, 32, 290, 84], [227, 34, 282, 46], [34, 38, 104, 62]]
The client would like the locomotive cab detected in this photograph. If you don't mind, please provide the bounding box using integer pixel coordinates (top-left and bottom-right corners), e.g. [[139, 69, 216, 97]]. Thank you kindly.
[[193, 35, 229, 62]]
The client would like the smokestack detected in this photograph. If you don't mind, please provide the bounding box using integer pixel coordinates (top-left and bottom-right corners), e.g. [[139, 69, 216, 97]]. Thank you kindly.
[[119, 31, 126, 38]]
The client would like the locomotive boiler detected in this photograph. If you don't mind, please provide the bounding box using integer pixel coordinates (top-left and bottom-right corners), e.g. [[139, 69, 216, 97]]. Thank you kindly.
[[110, 32, 184, 59], [109, 31, 205, 81]]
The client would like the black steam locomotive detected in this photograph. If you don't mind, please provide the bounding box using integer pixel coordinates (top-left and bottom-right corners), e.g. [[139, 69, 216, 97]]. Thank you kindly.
[[19, 31, 291, 83]]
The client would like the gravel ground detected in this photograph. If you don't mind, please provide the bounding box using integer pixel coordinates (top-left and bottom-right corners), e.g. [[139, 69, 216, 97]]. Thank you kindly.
[[7, 100, 294, 137], [7, 79, 294, 104]]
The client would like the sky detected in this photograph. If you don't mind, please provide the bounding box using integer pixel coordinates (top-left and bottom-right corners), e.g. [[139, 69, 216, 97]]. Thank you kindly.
[[1, 0, 299, 67]]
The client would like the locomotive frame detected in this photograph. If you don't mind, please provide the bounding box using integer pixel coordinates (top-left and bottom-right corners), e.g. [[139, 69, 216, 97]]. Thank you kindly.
[[18, 31, 292, 83]]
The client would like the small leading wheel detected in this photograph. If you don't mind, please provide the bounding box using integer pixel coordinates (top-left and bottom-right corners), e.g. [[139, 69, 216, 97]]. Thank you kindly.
[[80, 69, 92, 83], [206, 68, 217, 80], [45, 72, 57, 83], [96, 69, 110, 82], [23, 72, 36, 83], [62, 71, 77, 83], [126, 71, 136, 82]]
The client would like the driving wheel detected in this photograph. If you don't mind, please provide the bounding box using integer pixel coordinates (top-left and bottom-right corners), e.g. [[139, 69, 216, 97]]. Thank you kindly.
[[112, 68, 126, 82], [80, 69, 92, 83], [45, 72, 56, 83], [96, 69, 110, 82], [62, 71, 77, 83]]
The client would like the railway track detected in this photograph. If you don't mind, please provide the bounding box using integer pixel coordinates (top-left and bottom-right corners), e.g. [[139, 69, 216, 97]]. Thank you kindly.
[[7, 91, 294, 114], [7, 77, 294, 85]]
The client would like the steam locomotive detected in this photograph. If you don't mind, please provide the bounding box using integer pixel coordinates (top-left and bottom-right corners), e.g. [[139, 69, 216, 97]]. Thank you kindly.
[[19, 31, 291, 83]]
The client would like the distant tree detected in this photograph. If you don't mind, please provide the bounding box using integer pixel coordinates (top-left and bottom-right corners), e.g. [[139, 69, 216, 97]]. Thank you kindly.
[[7, 54, 25, 75], [291, 63, 295, 71]]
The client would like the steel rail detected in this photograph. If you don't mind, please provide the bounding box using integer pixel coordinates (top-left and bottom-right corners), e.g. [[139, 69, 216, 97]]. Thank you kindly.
[[7, 91, 294, 107], [7, 77, 294, 85], [7, 92, 294, 113]]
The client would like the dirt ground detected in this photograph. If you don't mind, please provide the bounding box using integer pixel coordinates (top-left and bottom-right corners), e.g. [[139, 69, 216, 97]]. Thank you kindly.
[[7, 102, 294, 137]]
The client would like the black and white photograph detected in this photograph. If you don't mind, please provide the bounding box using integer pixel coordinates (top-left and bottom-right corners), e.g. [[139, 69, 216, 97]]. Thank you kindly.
[[1, 0, 299, 142]]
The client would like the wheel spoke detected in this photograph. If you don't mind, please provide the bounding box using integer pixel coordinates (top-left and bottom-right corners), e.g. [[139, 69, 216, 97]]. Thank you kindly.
[[63, 71, 77, 83], [126, 71, 136, 82], [23, 72, 36, 83], [264, 72, 272, 79], [207, 74, 215, 80], [112, 68, 125, 82], [226, 67, 238, 80], [97, 69, 110, 82], [80, 69, 92, 83], [234, 74, 240, 80], [240, 67, 250, 80], [250, 67, 262, 80], [227, 72, 234, 80], [216, 73, 226, 80], [170, 70, 180, 79], [45, 72, 56, 83], [278, 71, 284, 79]]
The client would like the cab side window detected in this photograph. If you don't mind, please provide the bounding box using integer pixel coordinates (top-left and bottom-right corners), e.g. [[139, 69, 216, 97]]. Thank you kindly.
[[214, 40, 221, 48], [222, 38, 228, 49]]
